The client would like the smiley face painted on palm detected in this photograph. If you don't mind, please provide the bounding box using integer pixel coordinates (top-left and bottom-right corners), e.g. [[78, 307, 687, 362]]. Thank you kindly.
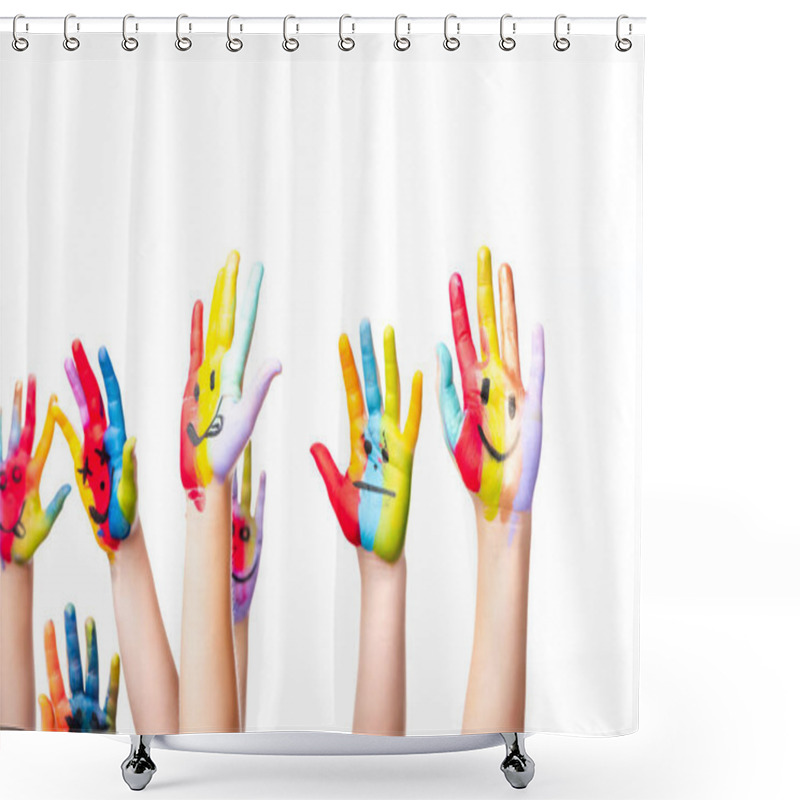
[[53, 341, 137, 559], [231, 441, 265, 623], [181, 251, 281, 510], [76, 411, 112, 532], [0, 378, 70, 566], [437, 246, 545, 523], [181, 254, 238, 503], [65, 345, 113, 548], [311, 320, 423, 564]]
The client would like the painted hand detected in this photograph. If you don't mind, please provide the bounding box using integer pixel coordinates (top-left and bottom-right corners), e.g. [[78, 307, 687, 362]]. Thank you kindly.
[[311, 320, 422, 564], [436, 246, 545, 523], [0, 377, 71, 566], [231, 441, 265, 624], [180, 250, 281, 510], [38, 603, 120, 733], [52, 341, 137, 559]]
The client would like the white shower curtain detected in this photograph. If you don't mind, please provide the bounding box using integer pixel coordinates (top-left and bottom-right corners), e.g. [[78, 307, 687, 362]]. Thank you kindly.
[[0, 23, 643, 736]]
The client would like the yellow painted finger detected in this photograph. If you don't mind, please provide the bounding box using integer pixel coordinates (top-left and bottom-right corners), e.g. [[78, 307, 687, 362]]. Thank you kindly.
[[403, 370, 423, 448], [38, 694, 56, 732], [384, 326, 400, 424], [105, 653, 120, 732], [206, 267, 226, 353], [119, 437, 137, 525], [476, 245, 500, 360], [51, 404, 82, 469], [30, 394, 59, 487], [208, 250, 240, 354], [498, 262, 521, 380]]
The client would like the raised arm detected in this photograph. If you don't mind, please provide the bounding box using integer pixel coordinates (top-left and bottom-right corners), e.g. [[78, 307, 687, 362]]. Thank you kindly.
[[0, 378, 70, 730], [54, 342, 178, 733], [179, 251, 280, 733], [311, 320, 422, 735], [436, 246, 544, 734]]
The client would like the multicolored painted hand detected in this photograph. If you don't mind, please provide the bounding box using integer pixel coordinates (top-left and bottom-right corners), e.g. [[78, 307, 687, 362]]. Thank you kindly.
[[38, 603, 120, 733], [311, 320, 423, 564], [181, 250, 282, 510], [436, 246, 545, 523], [52, 341, 137, 559], [231, 441, 265, 624], [0, 377, 71, 566]]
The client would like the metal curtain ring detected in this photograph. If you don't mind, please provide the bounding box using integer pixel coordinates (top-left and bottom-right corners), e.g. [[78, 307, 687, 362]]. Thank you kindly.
[[443, 14, 460, 51], [122, 14, 139, 51], [227, 15, 243, 52], [283, 15, 299, 51], [63, 13, 80, 51], [499, 13, 516, 51], [394, 14, 410, 51], [338, 14, 355, 51], [553, 14, 570, 51], [12, 14, 29, 51], [176, 14, 192, 51], [615, 14, 632, 51]]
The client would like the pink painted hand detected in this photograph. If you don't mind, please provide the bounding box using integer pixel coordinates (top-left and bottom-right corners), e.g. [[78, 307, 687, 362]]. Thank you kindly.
[[181, 251, 281, 510], [231, 441, 265, 624], [0, 376, 71, 566], [436, 246, 545, 524]]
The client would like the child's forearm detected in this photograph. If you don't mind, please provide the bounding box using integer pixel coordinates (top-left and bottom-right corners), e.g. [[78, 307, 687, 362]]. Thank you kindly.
[[234, 618, 249, 729], [462, 510, 532, 735], [353, 550, 406, 736], [109, 520, 179, 733], [0, 562, 35, 730], [180, 482, 240, 733]]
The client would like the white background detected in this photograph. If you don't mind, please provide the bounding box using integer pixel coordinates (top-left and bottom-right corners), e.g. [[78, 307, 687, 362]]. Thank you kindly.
[[2, 1, 799, 799]]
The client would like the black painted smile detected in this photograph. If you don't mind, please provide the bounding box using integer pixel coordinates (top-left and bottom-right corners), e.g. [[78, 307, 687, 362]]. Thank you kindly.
[[186, 401, 225, 447], [353, 481, 396, 498], [89, 468, 113, 526], [232, 563, 259, 583], [0, 501, 26, 539], [478, 425, 520, 463]]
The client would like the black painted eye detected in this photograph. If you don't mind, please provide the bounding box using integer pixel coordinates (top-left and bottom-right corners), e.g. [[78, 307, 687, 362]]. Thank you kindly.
[[364, 439, 373, 455], [381, 447, 389, 462], [194, 383, 200, 401], [78, 457, 93, 485], [11, 466, 22, 484], [240, 526, 251, 543], [210, 370, 216, 392], [100, 481, 106, 492], [508, 395, 516, 420], [480, 378, 491, 406], [0, 472, 6, 490]]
